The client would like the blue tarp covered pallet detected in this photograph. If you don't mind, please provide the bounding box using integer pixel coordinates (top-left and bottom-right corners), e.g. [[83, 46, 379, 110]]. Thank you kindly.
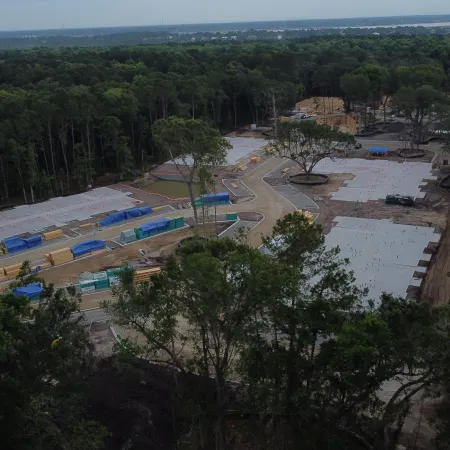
[[124, 208, 142, 219], [369, 147, 388, 154], [71, 240, 106, 258], [138, 206, 153, 215], [24, 235, 43, 249], [201, 192, 229, 204], [99, 211, 127, 227], [140, 218, 170, 234], [13, 282, 43, 300], [3, 236, 27, 254], [100, 206, 153, 226]]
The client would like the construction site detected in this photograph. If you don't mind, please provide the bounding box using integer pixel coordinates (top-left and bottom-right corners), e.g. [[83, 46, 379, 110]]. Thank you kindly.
[[1, 99, 449, 310]]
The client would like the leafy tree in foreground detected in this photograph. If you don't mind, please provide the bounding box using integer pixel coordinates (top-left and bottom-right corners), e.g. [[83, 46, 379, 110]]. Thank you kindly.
[[152, 117, 231, 224], [245, 213, 450, 450], [103, 238, 290, 450], [0, 265, 106, 450], [270, 120, 355, 176]]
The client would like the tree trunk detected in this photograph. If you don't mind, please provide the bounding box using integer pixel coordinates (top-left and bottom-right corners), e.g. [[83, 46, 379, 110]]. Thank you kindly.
[[48, 120, 57, 194], [131, 121, 135, 157], [188, 180, 199, 225], [272, 92, 278, 137], [59, 128, 70, 190], [17, 165, 27, 203], [86, 122, 92, 185], [0, 156, 9, 201]]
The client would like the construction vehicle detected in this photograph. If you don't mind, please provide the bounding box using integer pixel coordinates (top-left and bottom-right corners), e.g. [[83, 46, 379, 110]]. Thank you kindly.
[[385, 195, 414, 206]]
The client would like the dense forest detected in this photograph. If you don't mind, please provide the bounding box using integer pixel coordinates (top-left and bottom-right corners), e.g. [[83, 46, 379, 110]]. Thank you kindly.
[[1, 35, 450, 204]]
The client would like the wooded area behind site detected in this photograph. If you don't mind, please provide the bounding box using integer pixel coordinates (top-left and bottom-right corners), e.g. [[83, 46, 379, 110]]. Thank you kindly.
[[1, 35, 450, 204]]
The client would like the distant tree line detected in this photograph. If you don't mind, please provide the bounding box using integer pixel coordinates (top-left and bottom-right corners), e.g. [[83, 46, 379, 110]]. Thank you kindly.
[[0, 35, 450, 204]]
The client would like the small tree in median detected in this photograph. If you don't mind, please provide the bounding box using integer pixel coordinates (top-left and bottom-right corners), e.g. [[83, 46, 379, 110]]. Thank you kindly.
[[270, 120, 355, 176], [152, 117, 231, 224]]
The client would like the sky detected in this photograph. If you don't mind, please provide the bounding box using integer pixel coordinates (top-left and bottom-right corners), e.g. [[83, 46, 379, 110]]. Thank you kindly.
[[1, 0, 449, 31]]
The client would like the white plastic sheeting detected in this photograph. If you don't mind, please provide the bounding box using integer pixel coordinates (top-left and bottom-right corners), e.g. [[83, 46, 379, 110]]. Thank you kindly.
[[314, 158, 436, 202], [325, 217, 440, 304], [0, 188, 137, 241], [170, 137, 266, 167]]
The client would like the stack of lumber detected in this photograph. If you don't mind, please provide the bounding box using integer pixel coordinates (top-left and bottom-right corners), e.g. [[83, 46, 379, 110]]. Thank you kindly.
[[4, 263, 22, 279], [134, 268, 161, 284], [250, 156, 262, 163], [48, 247, 73, 265], [296, 97, 343, 115], [43, 229, 64, 241], [0, 268, 9, 283]]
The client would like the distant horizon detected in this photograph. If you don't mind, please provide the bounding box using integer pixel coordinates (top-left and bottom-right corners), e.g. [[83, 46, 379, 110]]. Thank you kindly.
[[1, 12, 450, 33]]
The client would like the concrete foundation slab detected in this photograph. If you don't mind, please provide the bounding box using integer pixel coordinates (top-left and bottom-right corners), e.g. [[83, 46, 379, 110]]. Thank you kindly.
[[313, 158, 435, 202], [326, 217, 440, 304], [171, 137, 266, 167], [0, 188, 138, 241]]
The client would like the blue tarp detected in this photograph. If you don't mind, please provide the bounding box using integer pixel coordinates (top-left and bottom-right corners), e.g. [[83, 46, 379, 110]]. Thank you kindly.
[[202, 192, 229, 204], [13, 282, 43, 300], [3, 236, 27, 254], [100, 206, 153, 226], [24, 235, 43, 249], [71, 240, 106, 258], [140, 218, 170, 234], [124, 208, 142, 219], [99, 211, 127, 227], [138, 206, 153, 216], [369, 147, 389, 154]]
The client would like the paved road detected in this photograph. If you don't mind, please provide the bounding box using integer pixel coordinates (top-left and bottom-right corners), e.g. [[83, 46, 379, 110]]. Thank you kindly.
[[218, 220, 259, 239], [74, 308, 110, 324], [272, 185, 319, 210]]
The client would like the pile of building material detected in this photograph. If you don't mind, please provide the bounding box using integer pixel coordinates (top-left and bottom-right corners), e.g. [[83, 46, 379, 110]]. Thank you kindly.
[[43, 229, 64, 241], [92, 271, 110, 289], [79, 279, 96, 293], [3, 263, 22, 279], [134, 268, 161, 284], [47, 247, 73, 266], [195, 192, 230, 207], [316, 113, 357, 135], [120, 229, 137, 244], [296, 97, 344, 115], [0, 269, 9, 283], [226, 212, 238, 221], [71, 240, 106, 259]]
